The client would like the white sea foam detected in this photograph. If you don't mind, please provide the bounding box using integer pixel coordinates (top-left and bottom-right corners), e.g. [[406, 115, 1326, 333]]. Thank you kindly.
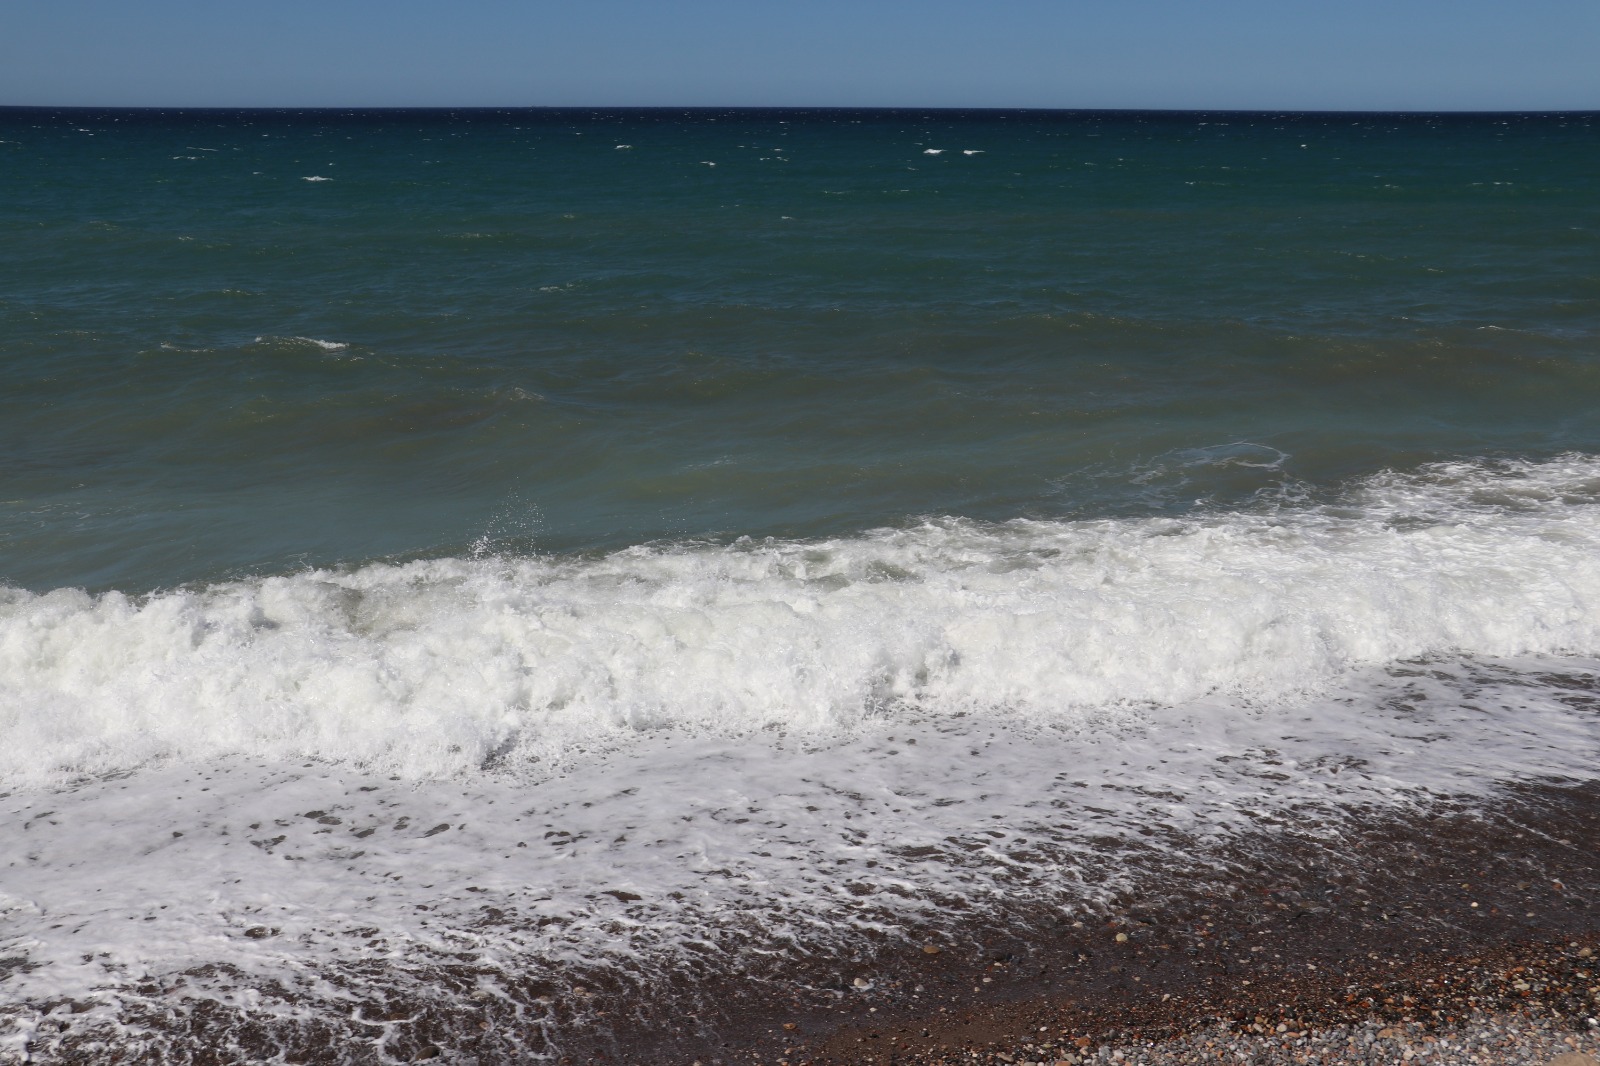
[[301, 175, 331, 182], [4, 455, 1600, 1053], [291, 336, 348, 350], [252, 335, 349, 351]]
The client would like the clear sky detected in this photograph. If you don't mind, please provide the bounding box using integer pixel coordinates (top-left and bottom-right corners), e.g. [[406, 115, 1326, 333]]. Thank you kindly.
[[2, 0, 1597, 112]]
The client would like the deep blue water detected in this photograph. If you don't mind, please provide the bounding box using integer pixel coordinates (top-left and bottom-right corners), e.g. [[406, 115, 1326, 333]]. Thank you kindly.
[[3, 107, 1598, 591]]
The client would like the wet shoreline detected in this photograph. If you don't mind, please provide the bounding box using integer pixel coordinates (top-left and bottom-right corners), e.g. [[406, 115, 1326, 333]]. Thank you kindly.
[[585, 780, 1600, 1066]]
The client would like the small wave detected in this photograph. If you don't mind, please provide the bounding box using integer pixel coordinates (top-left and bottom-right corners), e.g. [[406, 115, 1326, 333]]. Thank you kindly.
[[250, 334, 350, 351], [1127, 440, 1292, 484], [301, 175, 332, 182]]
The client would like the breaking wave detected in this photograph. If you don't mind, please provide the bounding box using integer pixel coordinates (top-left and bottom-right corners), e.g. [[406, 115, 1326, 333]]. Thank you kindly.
[[5, 454, 1600, 788]]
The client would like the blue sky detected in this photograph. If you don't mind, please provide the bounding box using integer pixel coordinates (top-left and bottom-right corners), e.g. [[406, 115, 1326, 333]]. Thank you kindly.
[[3, 0, 1597, 111]]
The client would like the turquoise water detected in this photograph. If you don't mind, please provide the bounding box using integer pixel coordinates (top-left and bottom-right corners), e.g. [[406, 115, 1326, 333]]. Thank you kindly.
[[2, 107, 1598, 591]]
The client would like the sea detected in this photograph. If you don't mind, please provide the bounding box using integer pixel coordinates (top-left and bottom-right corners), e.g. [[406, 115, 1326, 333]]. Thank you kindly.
[[2, 106, 1599, 1062]]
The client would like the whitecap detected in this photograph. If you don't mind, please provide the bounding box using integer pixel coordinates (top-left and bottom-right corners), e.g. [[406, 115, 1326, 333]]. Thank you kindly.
[[252, 335, 349, 351]]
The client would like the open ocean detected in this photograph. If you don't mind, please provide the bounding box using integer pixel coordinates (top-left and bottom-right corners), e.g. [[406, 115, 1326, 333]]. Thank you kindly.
[[3, 107, 1600, 1062]]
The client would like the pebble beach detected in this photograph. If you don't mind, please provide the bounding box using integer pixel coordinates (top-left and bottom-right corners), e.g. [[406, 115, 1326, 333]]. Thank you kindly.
[[795, 942, 1600, 1066], [561, 782, 1600, 1066]]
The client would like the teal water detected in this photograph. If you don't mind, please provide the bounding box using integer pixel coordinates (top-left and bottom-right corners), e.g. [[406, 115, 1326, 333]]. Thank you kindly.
[[2, 107, 1598, 592]]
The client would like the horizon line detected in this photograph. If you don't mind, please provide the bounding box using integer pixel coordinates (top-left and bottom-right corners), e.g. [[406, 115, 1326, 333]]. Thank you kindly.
[[3, 102, 1599, 117]]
